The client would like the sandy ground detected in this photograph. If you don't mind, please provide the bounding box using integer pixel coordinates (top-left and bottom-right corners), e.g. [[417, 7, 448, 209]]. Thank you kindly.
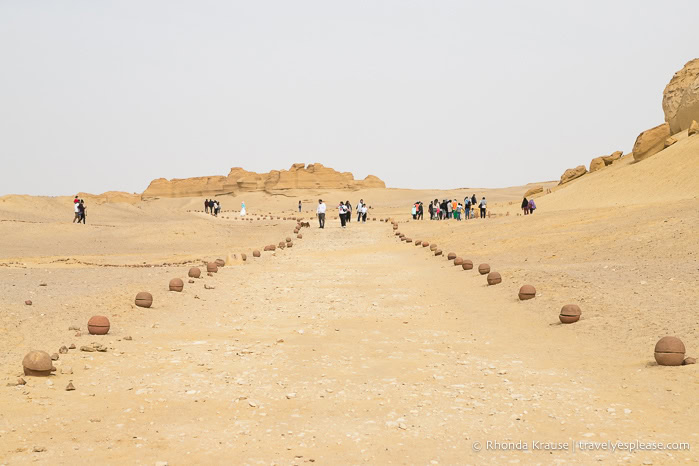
[[0, 140, 698, 464]]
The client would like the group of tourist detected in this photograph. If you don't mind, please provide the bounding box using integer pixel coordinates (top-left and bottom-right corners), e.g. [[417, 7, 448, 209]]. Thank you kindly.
[[413, 195, 488, 220], [521, 197, 537, 215], [315, 199, 369, 228], [72, 195, 87, 224], [204, 199, 221, 216]]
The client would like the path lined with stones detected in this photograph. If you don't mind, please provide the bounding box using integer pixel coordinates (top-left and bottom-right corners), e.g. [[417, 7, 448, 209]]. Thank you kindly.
[[1, 220, 694, 464]]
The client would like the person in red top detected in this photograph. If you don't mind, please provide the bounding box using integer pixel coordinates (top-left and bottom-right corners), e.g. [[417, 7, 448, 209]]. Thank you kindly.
[[74, 195, 79, 204]]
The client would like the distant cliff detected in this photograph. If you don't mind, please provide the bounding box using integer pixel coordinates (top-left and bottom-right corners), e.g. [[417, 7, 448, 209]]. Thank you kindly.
[[141, 163, 386, 199]]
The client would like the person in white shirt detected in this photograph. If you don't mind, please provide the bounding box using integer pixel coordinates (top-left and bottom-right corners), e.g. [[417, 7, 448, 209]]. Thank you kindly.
[[73, 200, 81, 223], [339, 201, 348, 228], [356, 199, 363, 222], [361, 203, 368, 222], [316, 199, 326, 229]]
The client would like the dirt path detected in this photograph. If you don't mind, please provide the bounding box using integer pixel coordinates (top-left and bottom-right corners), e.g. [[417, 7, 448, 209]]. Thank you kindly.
[[0, 220, 695, 464]]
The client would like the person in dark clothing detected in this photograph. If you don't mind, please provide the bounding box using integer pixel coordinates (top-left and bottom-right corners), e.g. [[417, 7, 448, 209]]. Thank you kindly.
[[417, 202, 424, 220], [205, 199, 209, 214], [471, 194, 477, 206], [298, 200, 302, 212], [428, 202, 434, 220], [345, 200, 352, 223], [479, 197, 487, 218], [78, 199, 86, 224], [521, 197, 529, 215]]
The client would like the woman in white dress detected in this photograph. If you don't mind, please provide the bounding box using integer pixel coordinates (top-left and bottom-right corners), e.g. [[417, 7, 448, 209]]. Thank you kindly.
[[240, 201, 246, 216]]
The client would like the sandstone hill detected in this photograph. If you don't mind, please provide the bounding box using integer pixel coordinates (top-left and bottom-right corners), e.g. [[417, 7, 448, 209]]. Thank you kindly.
[[558, 58, 698, 184], [141, 163, 386, 199]]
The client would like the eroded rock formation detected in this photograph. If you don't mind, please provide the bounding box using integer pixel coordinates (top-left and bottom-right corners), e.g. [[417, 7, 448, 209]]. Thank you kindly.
[[141, 163, 386, 199]]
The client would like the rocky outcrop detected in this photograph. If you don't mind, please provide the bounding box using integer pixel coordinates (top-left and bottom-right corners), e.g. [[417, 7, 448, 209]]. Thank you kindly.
[[664, 136, 678, 148], [689, 120, 699, 136], [559, 165, 587, 185], [590, 150, 623, 173], [142, 164, 386, 199], [601, 151, 622, 165], [589, 157, 605, 173], [663, 59, 699, 134], [523, 186, 543, 197], [632, 123, 671, 162]]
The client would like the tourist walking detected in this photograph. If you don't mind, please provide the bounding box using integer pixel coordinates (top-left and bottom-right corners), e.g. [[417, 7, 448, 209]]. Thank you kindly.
[[240, 201, 246, 217], [471, 194, 477, 206], [204, 199, 209, 214], [345, 200, 352, 223], [338, 201, 348, 228], [78, 199, 86, 224], [529, 198, 536, 214], [464, 197, 471, 219], [522, 197, 529, 215], [357, 199, 364, 222], [417, 202, 424, 220], [361, 202, 368, 222], [298, 200, 302, 212], [72, 199, 81, 223], [479, 197, 487, 218], [317, 199, 326, 228]]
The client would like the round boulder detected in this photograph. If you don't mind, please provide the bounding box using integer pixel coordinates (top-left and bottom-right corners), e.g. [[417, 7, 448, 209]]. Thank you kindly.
[[447, 253, 457, 260], [518, 285, 536, 301], [297, 234, 303, 239], [422, 242, 429, 248], [215, 259, 225, 268], [559, 304, 581, 324], [478, 263, 490, 275], [206, 262, 218, 273], [189, 267, 202, 278], [454, 257, 463, 266], [434, 249, 442, 256], [462, 259, 473, 270], [135, 292, 153, 308], [22, 350, 56, 376], [169, 278, 184, 292], [654, 336, 686, 366], [487, 272, 502, 285], [87, 315, 110, 335], [253, 250, 261, 258], [286, 241, 293, 248], [286, 237, 292, 243]]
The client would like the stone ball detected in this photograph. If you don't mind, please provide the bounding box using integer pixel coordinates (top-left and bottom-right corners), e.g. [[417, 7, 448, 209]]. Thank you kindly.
[[297, 234, 303, 239], [429, 244, 437, 251], [135, 292, 153, 308], [454, 257, 463, 266], [395, 231, 401, 236], [286, 241, 293, 248], [169, 278, 184, 292], [215, 259, 225, 268], [434, 249, 442, 256], [422, 242, 429, 248], [487, 272, 502, 285], [189, 267, 202, 278], [654, 336, 686, 366], [87, 315, 110, 335], [22, 350, 55, 376], [406, 238, 412, 243], [241, 253, 247, 261], [373, 218, 376, 221], [286, 237, 292, 243], [25, 300, 32, 305], [518, 285, 536, 301], [278, 241, 286, 249], [206, 262, 218, 273], [478, 263, 490, 275], [447, 253, 457, 260], [559, 304, 581, 324], [253, 250, 261, 258], [415, 240, 422, 246], [393, 225, 398, 230], [462, 260, 473, 270]]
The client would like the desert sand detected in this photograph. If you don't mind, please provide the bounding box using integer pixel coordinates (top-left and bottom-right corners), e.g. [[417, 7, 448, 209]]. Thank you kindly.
[[0, 129, 698, 465]]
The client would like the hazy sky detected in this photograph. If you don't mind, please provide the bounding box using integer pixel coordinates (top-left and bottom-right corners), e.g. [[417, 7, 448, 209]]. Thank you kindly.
[[1, 1, 697, 196]]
